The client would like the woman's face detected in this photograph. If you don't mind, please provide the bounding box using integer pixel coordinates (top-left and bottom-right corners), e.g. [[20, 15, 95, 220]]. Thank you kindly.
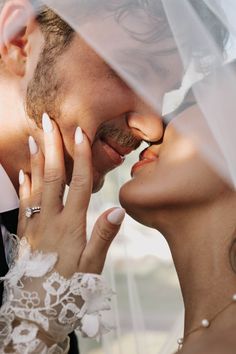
[[119, 105, 231, 227]]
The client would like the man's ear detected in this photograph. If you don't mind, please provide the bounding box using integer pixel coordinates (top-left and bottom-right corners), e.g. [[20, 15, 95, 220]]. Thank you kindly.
[[0, 0, 35, 76]]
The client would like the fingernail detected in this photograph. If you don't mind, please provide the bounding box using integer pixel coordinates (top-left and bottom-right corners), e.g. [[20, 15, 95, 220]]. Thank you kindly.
[[19, 169, 25, 185], [42, 113, 53, 133], [75, 126, 84, 144], [107, 208, 126, 225], [28, 136, 38, 155]]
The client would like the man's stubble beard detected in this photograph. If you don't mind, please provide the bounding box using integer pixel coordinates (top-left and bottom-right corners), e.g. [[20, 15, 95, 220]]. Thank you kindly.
[[25, 46, 141, 192], [26, 44, 62, 126]]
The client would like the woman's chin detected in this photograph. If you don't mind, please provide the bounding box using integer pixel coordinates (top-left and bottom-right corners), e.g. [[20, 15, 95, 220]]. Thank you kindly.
[[119, 181, 154, 228]]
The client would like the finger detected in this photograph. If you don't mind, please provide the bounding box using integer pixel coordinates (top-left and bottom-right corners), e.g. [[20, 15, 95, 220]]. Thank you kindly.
[[28, 136, 44, 199], [41, 113, 66, 214], [18, 169, 31, 207], [79, 207, 125, 273], [64, 127, 92, 215], [17, 170, 31, 236]]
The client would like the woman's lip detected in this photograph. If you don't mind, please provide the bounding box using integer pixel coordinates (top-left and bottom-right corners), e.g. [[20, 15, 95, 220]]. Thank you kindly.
[[131, 158, 157, 177], [139, 148, 158, 161]]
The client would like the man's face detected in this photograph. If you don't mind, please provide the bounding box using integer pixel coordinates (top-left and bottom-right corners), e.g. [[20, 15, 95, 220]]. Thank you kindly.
[[26, 34, 142, 191]]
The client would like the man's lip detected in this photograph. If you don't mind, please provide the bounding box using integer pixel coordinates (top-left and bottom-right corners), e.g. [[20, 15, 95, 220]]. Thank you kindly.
[[92, 139, 124, 169], [101, 141, 124, 166], [102, 137, 135, 157]]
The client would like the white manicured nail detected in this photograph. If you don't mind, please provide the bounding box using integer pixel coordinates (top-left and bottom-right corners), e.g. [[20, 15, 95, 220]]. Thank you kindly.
[[28, 136, 38, 155], [42, 113, 53, 133], [19, 169, 25, 185], [75, 126, 84, 144], [107, 208, 126, 225]]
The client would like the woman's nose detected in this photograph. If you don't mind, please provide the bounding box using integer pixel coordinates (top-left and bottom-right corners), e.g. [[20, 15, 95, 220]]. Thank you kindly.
[[127, 111, 164, 143]]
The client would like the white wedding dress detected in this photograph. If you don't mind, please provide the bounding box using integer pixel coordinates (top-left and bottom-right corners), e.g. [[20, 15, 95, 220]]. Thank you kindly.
[[0, 234, 114, 353]]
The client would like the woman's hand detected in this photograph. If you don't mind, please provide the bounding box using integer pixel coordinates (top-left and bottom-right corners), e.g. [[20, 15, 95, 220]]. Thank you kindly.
[[17, 113, 125, 277], [0, 114, 122, 351]]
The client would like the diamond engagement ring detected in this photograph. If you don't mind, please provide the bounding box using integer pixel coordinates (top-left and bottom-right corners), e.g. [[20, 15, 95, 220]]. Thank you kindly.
[[25, 206, 41, 218]]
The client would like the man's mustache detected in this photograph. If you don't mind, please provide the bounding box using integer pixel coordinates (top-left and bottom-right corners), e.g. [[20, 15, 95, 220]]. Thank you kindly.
[[95, 124, 142, 150]]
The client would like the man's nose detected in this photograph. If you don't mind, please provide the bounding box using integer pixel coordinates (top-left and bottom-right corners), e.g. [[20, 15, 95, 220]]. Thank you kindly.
[[127, 110, 164, 143]]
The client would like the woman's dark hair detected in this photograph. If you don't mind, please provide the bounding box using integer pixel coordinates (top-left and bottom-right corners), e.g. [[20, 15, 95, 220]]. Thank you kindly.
[[108, 0, 229, 56], [0, 0, 229, 65]]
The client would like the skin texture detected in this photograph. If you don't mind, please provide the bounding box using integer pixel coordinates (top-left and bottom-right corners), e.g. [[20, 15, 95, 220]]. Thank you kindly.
[[1, 2, 235, 352], [0, 0, 164, 193], [120, 106, 230, 228], [0, 2, 153, 349], [0, 2, 163, 348], [120, 105, 236, 353]]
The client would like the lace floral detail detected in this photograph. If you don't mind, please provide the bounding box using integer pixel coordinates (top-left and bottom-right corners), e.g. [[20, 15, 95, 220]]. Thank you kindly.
[[1, 228, 19, 269], [0, 237, 114, 353]]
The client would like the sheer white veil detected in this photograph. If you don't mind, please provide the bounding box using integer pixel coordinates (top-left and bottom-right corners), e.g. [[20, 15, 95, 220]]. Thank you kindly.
[[1, 1, 236, 352], [1, 1, 235, 186], [32, 0, 236, 188]]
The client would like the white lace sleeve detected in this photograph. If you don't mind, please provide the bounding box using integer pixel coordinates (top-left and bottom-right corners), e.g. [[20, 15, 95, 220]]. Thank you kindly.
[[0, 236, 114, 353]]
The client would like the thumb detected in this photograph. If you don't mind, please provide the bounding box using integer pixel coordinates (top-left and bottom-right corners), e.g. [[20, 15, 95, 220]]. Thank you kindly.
[[79, 207, 125, 273]]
